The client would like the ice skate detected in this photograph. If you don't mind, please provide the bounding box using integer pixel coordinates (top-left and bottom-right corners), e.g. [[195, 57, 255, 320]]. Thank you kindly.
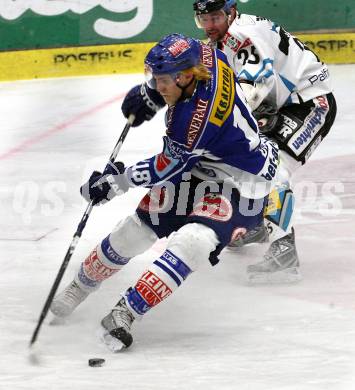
[[50, 280, 90, 318], [247, 228, 302, 284], [99, 298, 135, 352], [228, 223, 269, 250]]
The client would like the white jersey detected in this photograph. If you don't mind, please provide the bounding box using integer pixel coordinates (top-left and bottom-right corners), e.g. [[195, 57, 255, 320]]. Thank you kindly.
[[221, 14, 333, 109]]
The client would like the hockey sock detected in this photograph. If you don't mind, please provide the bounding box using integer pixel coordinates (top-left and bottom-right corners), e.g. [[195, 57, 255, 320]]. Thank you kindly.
[[124, 249, 193, 318], [76, 235, 131, 290]]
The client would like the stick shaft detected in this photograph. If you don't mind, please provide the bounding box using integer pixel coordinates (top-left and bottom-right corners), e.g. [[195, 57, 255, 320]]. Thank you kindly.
[[29, 115, 135, 346]]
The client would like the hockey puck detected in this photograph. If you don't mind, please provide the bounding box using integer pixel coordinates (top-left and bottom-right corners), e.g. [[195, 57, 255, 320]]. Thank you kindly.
[[88, 358, 105, 367]]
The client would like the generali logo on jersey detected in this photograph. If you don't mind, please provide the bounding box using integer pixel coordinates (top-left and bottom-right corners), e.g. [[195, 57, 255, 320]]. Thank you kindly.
[[168, 39, 190, 57], [186, 98, 209, 148], [201, 44, 213, 68]]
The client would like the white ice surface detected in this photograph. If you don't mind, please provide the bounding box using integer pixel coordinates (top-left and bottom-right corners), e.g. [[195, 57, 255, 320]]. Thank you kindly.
[[0, 65, 354, 390]]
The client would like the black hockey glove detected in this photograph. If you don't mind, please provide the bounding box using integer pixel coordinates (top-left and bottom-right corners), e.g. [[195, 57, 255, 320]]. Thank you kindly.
[[253, 104, 282, 135], [121, 83, 165, 127], [80, 161, 129, 205]]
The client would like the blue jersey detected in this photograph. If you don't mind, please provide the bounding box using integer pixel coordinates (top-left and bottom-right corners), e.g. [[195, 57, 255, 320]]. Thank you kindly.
[[126, 44, 279, 199]]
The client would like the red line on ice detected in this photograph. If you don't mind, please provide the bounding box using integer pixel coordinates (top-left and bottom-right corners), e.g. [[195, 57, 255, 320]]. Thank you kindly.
[[0, 92, 125, 161]]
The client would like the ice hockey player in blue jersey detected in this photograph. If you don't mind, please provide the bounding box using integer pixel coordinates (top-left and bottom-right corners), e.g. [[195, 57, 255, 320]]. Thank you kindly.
[[50, 33, 280, 350], [118, 2, 337, 284], [191, 0, 337, 284]]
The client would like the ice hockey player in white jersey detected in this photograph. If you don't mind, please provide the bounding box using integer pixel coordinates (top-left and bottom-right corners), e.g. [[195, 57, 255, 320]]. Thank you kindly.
[[191, 0, 337, 283]]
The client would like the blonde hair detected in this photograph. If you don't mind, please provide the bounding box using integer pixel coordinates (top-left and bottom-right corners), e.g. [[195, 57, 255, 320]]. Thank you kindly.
[[181, 64, 211, 81]]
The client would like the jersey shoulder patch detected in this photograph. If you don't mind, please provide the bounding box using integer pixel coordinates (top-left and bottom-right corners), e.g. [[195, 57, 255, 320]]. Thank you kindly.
[[223, 31, 252, 53]]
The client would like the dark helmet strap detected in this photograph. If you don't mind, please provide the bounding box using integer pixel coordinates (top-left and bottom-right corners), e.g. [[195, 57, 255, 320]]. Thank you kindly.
[[176, 76, 196, 99]]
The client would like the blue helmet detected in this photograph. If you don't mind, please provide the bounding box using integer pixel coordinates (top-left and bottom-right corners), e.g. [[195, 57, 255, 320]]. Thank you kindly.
[[144, 33, 201, 76], [193, 0, 236, 15]]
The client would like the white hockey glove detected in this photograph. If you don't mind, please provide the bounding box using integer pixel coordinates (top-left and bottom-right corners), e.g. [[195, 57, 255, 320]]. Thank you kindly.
[[240, 81, 270, 111]]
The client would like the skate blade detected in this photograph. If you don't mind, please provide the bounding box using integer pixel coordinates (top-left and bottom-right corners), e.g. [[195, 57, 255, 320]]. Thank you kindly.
[[226, 243, 244, 251], [97, 326, 125, 353], [227, 242, 267, 251], [247, 267, 302, 285]]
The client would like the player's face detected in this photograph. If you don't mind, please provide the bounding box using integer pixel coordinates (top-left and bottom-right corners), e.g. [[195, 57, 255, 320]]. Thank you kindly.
[[154, 74, 184, 105], [196, 10, 229, 42]]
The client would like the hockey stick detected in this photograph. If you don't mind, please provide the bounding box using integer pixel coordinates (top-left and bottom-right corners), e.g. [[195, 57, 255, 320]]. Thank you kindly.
[[29, 114, 135, 347]]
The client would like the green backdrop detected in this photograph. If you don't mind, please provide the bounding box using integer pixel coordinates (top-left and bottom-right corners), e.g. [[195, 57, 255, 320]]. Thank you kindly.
[[0, 0, 354, 51]]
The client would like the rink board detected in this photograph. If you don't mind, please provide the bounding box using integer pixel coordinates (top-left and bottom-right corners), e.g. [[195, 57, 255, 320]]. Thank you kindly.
[[0, 33, 354, 82], [0, 42, 155, 82]]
